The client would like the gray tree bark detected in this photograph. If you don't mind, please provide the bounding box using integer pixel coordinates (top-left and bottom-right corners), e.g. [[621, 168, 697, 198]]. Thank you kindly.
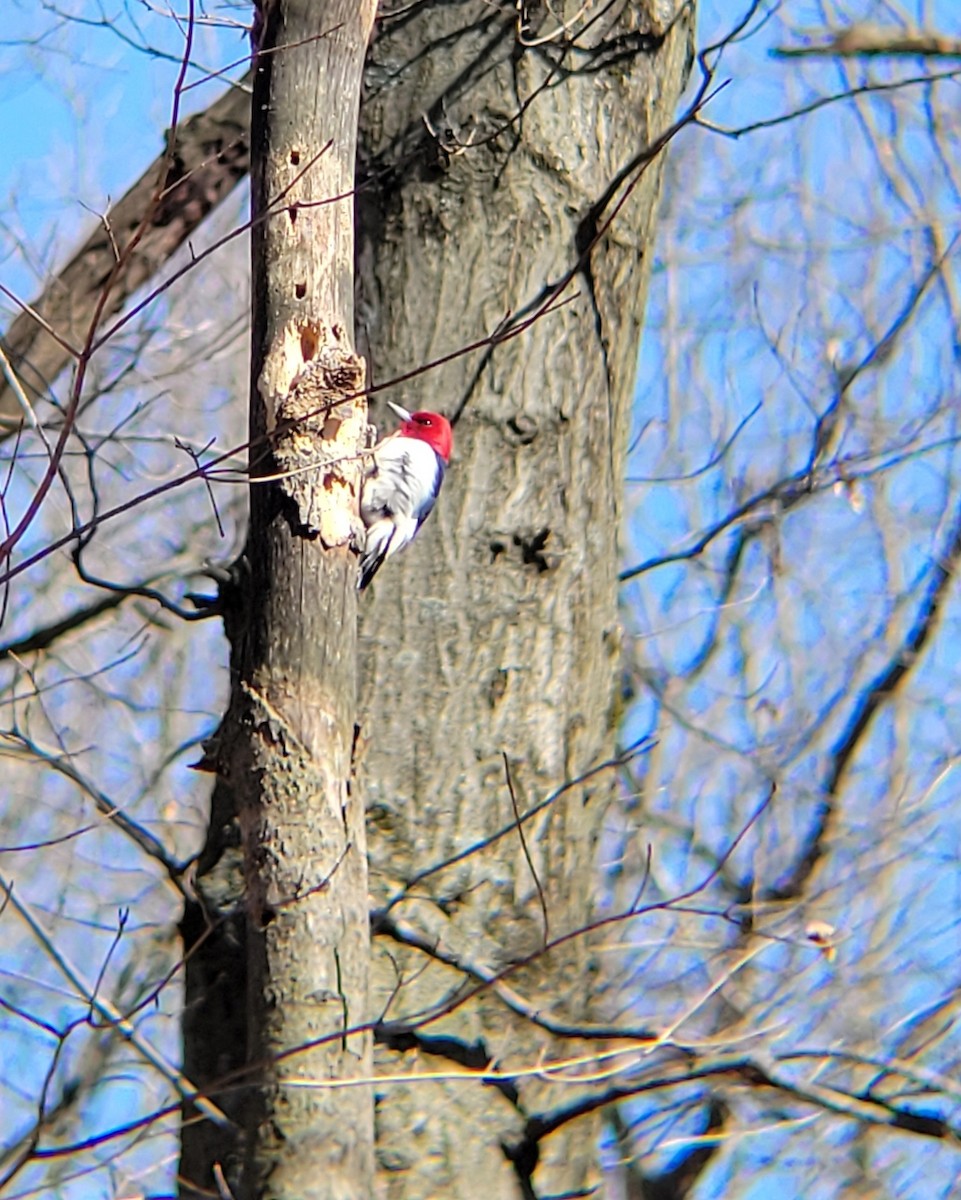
[[356, 3, 693, 1198]]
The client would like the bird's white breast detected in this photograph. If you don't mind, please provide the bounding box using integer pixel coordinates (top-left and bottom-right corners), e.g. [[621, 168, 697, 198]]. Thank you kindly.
[[361, 438, 444, 525]]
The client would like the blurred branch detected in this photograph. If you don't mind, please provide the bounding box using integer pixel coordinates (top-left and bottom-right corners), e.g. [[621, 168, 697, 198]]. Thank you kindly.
[[0, 876, 230, 1128], [698, 66, 961, 139], [0, 556, 220, 664], [769, 494, 961, 902], [0, 999, 121, 1191], [0, 732, 187, 884], [375, 739, 653, 917], [505, 1050, 961, 1180], [71, 544, 220, 622], [609, 1099, 728, 1200], [623, 234, 960, 586], [375, 912, 660, 1043], [0, 592, 128, 660], [374, 1023, 520, 1105], [774, 26, 961, 59], [0, 71, 251, 430]]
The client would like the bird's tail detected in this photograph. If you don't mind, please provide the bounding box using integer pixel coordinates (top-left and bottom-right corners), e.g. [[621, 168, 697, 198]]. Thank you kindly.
[[357, 522, 395, 591]]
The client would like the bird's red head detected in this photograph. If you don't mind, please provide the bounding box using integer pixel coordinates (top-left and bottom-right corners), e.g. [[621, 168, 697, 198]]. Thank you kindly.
[[390, 403, 453, 463]]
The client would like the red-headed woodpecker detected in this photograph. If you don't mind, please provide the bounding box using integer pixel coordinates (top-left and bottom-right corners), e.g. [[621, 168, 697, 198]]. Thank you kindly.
[[357, 401, 453, 590]]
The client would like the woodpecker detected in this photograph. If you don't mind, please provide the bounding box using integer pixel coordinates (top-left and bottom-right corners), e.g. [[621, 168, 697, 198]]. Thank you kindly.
[[357, 401, 453, 590]]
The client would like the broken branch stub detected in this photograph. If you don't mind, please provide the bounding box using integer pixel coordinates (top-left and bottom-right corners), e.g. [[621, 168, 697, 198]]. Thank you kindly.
[[258, 317, 367, 545]]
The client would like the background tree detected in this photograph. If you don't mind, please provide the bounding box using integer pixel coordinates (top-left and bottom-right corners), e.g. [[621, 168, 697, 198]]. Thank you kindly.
[[2, 2, 961, 1200]]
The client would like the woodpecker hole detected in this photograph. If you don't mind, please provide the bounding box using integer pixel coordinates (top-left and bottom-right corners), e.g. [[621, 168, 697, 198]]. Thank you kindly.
[[295, 281, 307, 300], [508, 413, 539, 444], [289, 148, 301, 165], [300, 325, 319, 360], [515, 528, 552, 572], [288, 204, 298, 228]]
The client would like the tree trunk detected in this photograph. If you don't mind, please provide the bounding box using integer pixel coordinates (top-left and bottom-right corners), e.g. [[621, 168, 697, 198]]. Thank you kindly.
[[356, 3, 693, 1198], [180, 4, 376, 1198]]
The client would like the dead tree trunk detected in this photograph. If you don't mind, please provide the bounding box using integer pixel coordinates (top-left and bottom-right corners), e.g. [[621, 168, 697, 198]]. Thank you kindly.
[[356, 3, 694, 1198], [180, 4, 376, 1198]]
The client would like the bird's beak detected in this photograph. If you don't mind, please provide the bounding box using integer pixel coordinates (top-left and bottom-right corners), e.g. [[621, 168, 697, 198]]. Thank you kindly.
[[387, 401, 411, 421]]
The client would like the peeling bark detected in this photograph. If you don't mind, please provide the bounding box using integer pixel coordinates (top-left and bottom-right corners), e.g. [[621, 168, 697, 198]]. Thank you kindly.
[[261, 316, 367, 543]]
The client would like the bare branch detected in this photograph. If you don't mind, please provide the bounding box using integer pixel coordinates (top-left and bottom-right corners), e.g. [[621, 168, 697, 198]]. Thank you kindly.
[[0, 72, 252, 428], [774, 26, 961, 59]]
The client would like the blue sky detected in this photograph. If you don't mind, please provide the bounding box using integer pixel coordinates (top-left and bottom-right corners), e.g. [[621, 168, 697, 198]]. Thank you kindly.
[[1, 2, 248, 298], [3, 2, 961, 1198]]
